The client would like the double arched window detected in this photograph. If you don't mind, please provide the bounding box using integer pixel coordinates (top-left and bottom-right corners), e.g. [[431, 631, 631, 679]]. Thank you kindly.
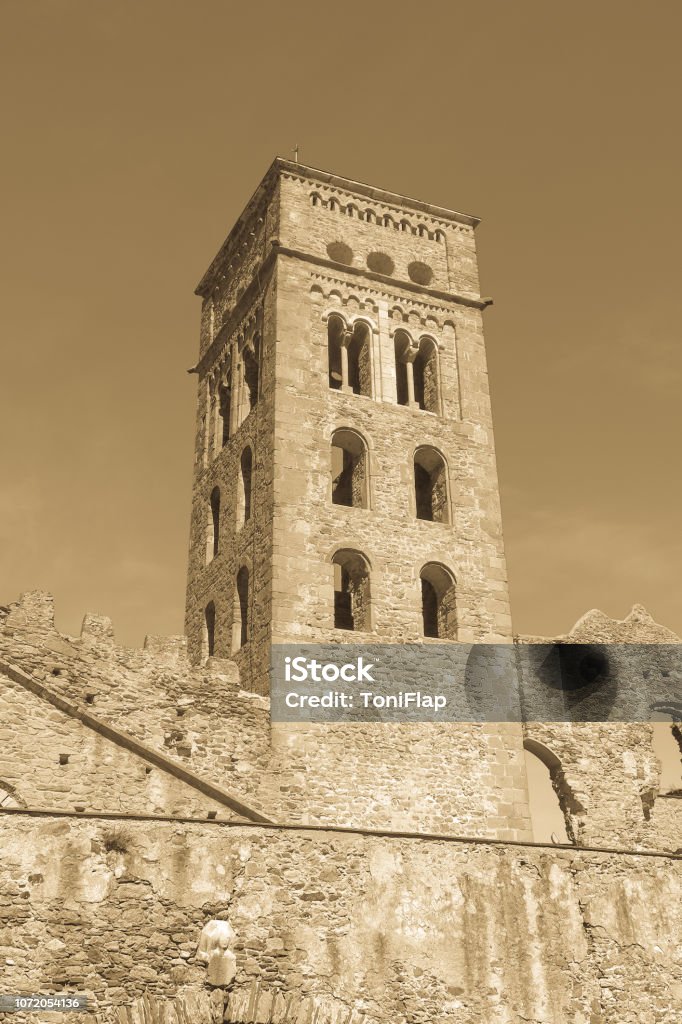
[[326, 316, 442, 414], [394, 331, 440, 413], [327, 316, 373, 396]]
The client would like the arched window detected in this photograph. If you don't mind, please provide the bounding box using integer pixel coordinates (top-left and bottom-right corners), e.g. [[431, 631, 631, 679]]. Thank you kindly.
[[414, 447, 449, 523], [209, 391, 219, 457], [328, 318, 373, 396], [332, 550, 371, 631], [331, 429, 368, 508], [218, 378, 231, 446], [523, 740, 573, 844], [234, 567, 249, 650], [206, 487, 220, 563], [347, 321, 372, 397], [238, 447, 253, 526], [420, 563, 457, 639], [394, 330, 412, 406], [413, 337, 440, 413], [327, 315, 345, 390], [243, 334, 260, 413], [204, 601, 216, 659]]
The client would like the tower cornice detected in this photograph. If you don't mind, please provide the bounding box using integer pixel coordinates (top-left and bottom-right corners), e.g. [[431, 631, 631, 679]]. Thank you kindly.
[[273, 158, 480, 229], [195, 157, 481, 300]]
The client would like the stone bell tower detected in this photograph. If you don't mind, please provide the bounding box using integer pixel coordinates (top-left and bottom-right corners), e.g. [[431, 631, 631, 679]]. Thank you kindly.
[[185, 158, 512, 693]]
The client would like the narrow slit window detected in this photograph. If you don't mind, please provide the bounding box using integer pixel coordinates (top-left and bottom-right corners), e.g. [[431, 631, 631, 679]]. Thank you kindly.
[[234, 566, 249, 650], [328, 316, 344, 390], [239, 447, 253, 524], [204, 601, 216, 659], [206, 487, 220, 563]]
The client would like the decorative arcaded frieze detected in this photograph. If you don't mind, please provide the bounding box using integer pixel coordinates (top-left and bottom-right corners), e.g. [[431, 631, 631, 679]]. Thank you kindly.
[[310, 278, 457, 333], [308, 187, 471, 238]]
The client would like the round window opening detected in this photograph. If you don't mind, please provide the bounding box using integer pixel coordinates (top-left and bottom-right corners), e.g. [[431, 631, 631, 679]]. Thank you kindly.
[[327, 242, 353, 265], [367, 252, 395, 276], [408, 261, 434, 286]]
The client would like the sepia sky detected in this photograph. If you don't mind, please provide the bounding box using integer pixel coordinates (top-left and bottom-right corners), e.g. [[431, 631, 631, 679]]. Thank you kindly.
[[1, 0, 681, 648]]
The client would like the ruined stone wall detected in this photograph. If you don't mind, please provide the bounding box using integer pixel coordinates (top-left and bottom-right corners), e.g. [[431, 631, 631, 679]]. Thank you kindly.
[[0, 594, 532, 841], [520, 605, 682, 849], [0, 595, 273, 820], [4, 592, 681, 847], [0, 668, 229, 818], [1, 813, 680, 1024]]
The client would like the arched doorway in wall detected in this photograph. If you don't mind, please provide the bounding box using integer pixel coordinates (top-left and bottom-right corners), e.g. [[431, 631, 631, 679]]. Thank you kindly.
[[523, 739, 572, 844], [651, 711, 682, 792]]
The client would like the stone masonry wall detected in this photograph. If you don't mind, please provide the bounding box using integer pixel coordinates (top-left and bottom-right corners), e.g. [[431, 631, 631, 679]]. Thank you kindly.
[[278, 167, 481, 298], [0, 593, 531, 842], [186, 161, 512, 699], [271, 170, 511, 652], [0, 594, 273, 821], [1, 814, 680, 1024], [520, 605, 682, 850], [2, 592, 680, 848], [0, 669, 229, 818], [271, 258, 510, 648], [184, 279, 277, 690]]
